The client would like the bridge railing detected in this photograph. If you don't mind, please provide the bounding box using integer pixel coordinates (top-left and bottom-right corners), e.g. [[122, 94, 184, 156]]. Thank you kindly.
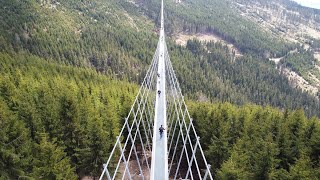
[[165, 43, 213, 180], [99, 42, 160, 180]]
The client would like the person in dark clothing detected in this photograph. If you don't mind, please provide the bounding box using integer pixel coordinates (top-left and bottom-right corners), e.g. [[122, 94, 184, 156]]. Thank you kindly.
[[158, 90, 161, 96], [159, 125, 165, 138]]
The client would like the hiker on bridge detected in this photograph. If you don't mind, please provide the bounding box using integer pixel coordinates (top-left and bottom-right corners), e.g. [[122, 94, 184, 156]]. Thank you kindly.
[[159, 125, 165, 138]]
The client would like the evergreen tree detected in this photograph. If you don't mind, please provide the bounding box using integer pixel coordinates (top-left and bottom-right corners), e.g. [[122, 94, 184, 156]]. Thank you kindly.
[[31, 134, 77, 180], [0, 100, 32, 179]]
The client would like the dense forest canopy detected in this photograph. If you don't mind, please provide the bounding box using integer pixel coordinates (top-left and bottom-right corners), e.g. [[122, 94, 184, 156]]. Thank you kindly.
[[189, 102, 320, 179], [0, 52, 137, 178], [1, 0, 320, 178]]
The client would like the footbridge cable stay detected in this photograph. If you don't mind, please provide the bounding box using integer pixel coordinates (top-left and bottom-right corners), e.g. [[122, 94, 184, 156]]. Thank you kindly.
[[99, 0, 213, 179]]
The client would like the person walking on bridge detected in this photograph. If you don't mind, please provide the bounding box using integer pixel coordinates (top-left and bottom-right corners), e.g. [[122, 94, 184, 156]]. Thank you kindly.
[[159, 125, 165, 138]]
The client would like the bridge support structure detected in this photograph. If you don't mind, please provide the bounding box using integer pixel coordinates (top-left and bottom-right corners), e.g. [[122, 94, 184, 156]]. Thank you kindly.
[[99, 0, 213, 179]]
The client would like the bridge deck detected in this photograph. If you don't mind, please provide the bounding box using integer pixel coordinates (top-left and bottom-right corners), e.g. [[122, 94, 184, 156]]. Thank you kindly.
[[150, 0, 168, 178], [151, 51, 168, 179]]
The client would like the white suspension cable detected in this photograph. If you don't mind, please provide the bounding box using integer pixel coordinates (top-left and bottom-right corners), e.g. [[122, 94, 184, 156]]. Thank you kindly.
[[100, 1, 213, 179]]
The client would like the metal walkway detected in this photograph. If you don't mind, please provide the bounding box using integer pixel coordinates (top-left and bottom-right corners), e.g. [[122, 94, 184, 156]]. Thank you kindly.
[[150, 0, 168, 178], [99, 0, 213, 179]]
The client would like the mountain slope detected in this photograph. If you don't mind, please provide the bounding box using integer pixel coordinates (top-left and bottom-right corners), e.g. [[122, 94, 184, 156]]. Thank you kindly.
[[137, 0, 297, 57], [1, 0, 319, 116], [135, 0, 320, 115], [1, 0, 157, 80], [232, 0, 320, 96]]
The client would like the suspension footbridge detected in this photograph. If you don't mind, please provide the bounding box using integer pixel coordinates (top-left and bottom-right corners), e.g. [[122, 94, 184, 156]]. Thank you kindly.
[[99, 0, 213, 179]]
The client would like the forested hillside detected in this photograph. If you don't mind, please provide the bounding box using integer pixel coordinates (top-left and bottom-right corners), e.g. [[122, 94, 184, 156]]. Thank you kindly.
[[1, 0, 157, 81], [0, 52, 137, 178], [231, 0, 320, 97], [1, 0, 319, 116], [1, 0, 320, 178], [137, 0, 297, 57], [177, 40, 320, 116], [135, 0, 320, 116]]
